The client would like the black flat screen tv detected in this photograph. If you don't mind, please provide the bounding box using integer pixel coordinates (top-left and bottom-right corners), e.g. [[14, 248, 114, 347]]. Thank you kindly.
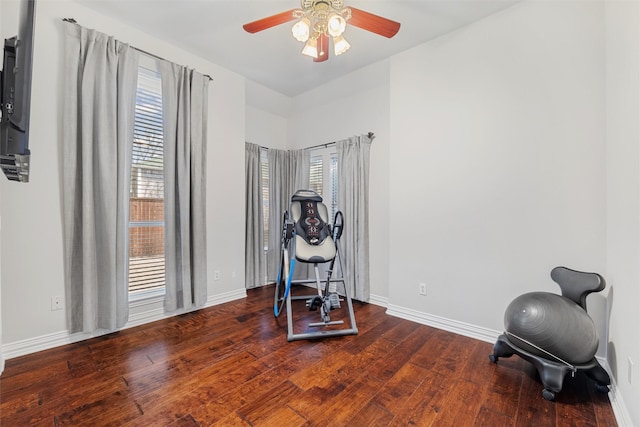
[[0, 0, 36, 182]]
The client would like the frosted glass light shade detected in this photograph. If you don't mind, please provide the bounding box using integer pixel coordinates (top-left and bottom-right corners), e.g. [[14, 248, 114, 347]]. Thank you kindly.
[[333, 35, 350, 56], [327, 14, 346, 37], [291, 18, 310, 42], [301, 38, 318, 58]]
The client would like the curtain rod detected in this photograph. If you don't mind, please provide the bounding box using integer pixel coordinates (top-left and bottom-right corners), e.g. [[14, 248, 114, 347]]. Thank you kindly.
[[254, 133, 374, 151], [62, 18, 213, 81], [304, 132, 376, 151], [306, 132, 375, 151]]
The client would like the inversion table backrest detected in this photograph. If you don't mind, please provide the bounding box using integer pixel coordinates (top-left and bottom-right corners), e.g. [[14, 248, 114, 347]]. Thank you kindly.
[[290, 190, 336, 263]]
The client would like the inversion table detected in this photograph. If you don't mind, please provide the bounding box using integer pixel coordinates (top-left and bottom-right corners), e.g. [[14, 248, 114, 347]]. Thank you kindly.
[[273, 189, 358, 341]]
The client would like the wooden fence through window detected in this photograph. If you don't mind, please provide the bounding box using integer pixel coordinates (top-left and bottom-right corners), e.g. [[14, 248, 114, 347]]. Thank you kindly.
[[129, 197, 165, 293]]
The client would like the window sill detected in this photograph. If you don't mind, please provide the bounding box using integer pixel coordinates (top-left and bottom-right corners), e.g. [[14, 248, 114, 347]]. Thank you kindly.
[[129, 287, 165, 306]]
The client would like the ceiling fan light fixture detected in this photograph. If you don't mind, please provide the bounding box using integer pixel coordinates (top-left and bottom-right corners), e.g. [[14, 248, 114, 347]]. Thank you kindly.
[[333, 35, 350, 56], [291, 17, 311, 42], [301, 37, 318, 58], [245, 0, 400, 63], [327, 13, 346, 37]]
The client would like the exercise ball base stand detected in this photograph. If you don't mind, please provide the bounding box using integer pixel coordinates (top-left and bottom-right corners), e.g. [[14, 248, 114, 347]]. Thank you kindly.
[[489, 333, 610, 401]]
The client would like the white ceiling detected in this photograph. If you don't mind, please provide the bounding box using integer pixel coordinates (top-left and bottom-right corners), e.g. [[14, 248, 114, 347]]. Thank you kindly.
[[77, 0, 519, 97]]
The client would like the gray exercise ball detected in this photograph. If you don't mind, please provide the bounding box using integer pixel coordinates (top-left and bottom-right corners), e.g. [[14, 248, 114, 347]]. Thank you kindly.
[[504, 292, 599, 365]]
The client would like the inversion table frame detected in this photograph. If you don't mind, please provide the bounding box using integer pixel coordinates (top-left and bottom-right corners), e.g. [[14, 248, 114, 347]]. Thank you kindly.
[[274, 191, 358, 341]]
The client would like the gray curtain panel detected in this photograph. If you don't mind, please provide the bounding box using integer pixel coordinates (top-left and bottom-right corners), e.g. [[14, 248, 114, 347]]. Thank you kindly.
[[266, 149, 289, 280], [337, 135, 372, 301], [266, 149, 309, 280], [160, 61, 209, 313], [245, 143, 265, 288], [287, 149, 310, 198], [287, 149, 310, 280], [62, 22, 139, 333]]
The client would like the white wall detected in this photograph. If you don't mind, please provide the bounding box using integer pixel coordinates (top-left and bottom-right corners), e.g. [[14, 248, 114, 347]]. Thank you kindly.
[[0, 164, 2, 375], [0, 0, 246, 351], [388, 0, 606, 332], [245, 105, 288, 150], [605, 0, 640, 424], [0, 0, 5, 376], [245, 79, 289, 149]]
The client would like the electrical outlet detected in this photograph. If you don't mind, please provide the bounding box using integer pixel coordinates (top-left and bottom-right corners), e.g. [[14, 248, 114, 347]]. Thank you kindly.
[[51, 296, 64, 311], [419, 283, 427, 296], [214, 270, 221, 280], [628, 357, 634, 384]]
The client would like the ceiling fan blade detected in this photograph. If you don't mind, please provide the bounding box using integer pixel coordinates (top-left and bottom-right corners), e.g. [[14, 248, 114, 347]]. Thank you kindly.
[[313, 33, 329, 62], [243, 9, 298, 33], [348, 7, 401, 38]]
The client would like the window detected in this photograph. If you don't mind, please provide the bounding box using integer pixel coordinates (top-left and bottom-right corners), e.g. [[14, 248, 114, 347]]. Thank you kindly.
[[309, 155, 323, 195], [329, 152, 338, 222], [310, 146, 339, 222], [129, 60, 165, 299], [261, 148, 269, 250]]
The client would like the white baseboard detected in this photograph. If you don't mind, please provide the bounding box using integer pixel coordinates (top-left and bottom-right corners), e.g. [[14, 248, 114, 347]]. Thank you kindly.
[[386, 303, 501, 344], [205, 288, 247, 307], [367, 293, 388, 308], [602, 362, 633, 427], [1, 288, 248, 360]]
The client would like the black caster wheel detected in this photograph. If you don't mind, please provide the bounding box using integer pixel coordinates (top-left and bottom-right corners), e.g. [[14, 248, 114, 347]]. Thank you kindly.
[[307, 296, 322, 311], [596, 383, 610, 394], [489, 354, 498, 363], [542, 389, 556, 401]]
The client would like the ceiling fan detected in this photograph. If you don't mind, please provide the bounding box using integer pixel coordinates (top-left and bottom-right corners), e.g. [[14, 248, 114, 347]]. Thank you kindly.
[[243, 0, 401, 63]]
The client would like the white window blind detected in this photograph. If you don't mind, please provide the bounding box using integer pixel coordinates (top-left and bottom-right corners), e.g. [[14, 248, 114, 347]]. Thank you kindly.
[[129, 63, 165, 297], [309, 155, 323, 196], [260, 148, 269, 250], [329, 153, 338, 222], [309, 149, 338, 223]]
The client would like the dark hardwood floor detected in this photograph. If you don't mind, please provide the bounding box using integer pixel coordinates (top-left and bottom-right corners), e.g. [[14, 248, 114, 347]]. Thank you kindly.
[[1, 285, 616, 426]]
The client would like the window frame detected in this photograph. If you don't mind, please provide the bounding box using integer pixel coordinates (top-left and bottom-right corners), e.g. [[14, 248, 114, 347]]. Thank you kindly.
[[260, 148, 269, 252], [128, 56, 166, 302], [309, 145, 339, 224]]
